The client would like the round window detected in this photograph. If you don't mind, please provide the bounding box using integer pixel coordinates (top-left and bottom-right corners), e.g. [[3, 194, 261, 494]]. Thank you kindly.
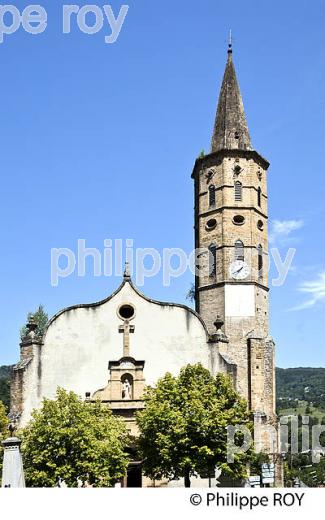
[[233, 215, 245, 225], [205, 218, 217, 231], [118, 304, 135, 320], [257, 220, 264, 231]]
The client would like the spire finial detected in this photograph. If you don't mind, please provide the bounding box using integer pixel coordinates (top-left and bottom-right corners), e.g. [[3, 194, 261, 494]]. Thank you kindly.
[[214, 315, 224, 332], [124, 261, 131, 280], [228, 29, 233, 54], [24, 315, 37, 339]]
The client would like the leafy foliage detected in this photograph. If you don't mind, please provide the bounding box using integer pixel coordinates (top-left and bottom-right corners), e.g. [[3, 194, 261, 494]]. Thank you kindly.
[[20, 304, 49, 340], [0, 400, 9, 480], [186, 284, 195, 303], [20, 388, 129, 487], [0, 366, 11, 411], [136, 364, 252, 487], [285, 452, 325, 487], [250, 451, 270, 476]]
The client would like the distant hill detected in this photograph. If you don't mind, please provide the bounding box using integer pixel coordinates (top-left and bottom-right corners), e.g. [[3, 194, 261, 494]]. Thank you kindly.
[[276, 367, 325, 411], [0, 366, 11, 379], [0, 365, 11, 410]]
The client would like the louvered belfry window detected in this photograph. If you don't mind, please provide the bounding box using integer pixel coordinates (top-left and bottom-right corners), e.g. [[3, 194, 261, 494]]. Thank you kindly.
[[235, 181, 242, 201], [235, 240, 244, 261], [209, 185, 216, 207], [257, 187, 262, 207], [258, 245, 263, 276], [208, 243, 217, 277]]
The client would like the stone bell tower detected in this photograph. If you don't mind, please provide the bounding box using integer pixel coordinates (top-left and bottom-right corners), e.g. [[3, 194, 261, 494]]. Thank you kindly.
[[191, 42, 276, 437]]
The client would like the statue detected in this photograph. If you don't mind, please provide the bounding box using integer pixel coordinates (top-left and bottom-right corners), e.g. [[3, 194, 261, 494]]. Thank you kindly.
[[122, 378, 132, 400]]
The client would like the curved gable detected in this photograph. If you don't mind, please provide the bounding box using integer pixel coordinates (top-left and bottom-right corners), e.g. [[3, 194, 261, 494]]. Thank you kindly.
[[27, 279, 211, 419]]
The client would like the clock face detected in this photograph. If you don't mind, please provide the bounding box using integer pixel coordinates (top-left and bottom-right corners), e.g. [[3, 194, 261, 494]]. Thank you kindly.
[[229, 260, 250, 280]]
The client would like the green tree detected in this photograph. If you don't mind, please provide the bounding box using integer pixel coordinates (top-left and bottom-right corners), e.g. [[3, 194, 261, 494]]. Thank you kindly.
[[0, 366, 11, 411], [305, 404, 311, 415], [284, 452, 325, 487], [20, 388, 129, 487], [136, 364, 252, 487], [250, 451, 270, 476], [0, 400, 9, 481], [20, 304, 49, 340], [186, 283, 195, 303]]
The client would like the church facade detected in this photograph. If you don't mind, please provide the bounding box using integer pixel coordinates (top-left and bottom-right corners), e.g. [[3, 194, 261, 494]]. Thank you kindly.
[[11, 43, 278, 486]]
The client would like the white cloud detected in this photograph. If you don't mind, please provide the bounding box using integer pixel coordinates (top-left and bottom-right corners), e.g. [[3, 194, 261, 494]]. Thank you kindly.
[[272, 220, 304, 235], [290, 271, 325, 311], [270, 219, 304, 244]]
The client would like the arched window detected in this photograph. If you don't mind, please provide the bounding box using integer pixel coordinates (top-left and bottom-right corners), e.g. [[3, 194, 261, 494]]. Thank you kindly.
[[235, 240, 244, 261], [208, 243, 217, 278], [257, 187, 262, 207], [235, 181, 242, 202], [258, 245, 263, 277], [209, 185, 216, 207]]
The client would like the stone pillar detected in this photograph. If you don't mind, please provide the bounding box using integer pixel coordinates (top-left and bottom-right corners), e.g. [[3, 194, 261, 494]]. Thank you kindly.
[[273, 456, 284, 487], [11, 315, 42, 419], [208, 316, 234, 380], [247, 335, 276, 418], [1, 435, 25, 488]]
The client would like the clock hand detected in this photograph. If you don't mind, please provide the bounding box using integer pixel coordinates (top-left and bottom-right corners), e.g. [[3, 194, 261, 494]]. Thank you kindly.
[[234, 266, 244, 275]]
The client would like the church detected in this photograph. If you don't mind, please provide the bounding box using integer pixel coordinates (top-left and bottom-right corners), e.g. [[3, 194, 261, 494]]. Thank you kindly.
[[11, 42, 278, 486]]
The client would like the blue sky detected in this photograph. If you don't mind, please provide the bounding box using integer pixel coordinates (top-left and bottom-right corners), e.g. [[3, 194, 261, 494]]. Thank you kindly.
[[0, 0, 324, 367]]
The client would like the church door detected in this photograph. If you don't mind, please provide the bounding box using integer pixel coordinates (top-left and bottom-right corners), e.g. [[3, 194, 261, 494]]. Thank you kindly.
[[127, 464, 142, 488]]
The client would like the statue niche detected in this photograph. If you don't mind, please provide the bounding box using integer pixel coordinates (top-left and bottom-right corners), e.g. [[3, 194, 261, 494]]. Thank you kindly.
[[121, 374, 133, 400]]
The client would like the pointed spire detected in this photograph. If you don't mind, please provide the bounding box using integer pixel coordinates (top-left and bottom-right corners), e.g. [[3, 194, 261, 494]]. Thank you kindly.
[[211, 40, 252, 153]]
